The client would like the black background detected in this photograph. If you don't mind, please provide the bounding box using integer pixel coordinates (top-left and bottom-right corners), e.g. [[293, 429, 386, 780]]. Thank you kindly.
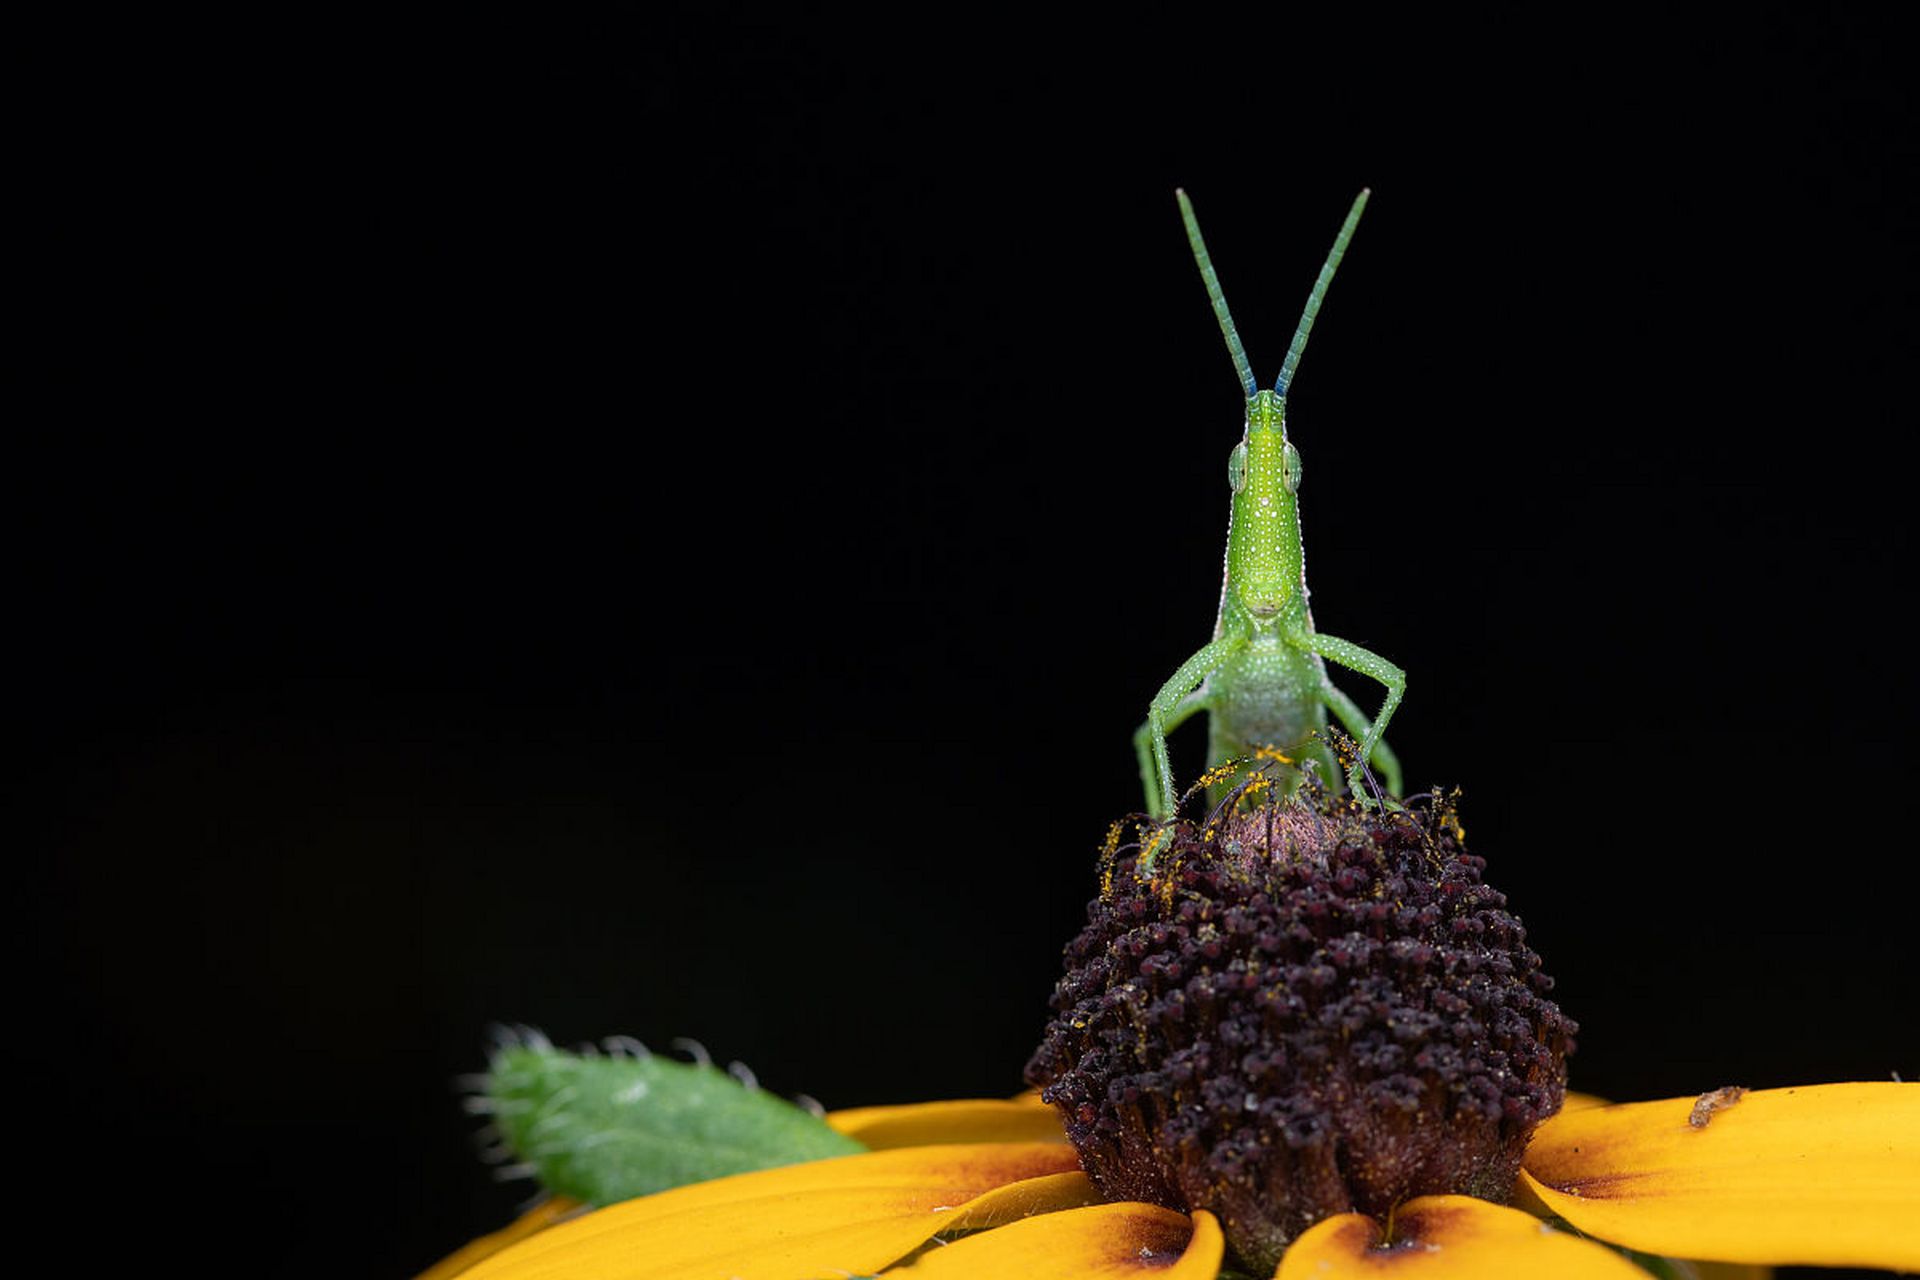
[[24, 10, 1916, 1278]]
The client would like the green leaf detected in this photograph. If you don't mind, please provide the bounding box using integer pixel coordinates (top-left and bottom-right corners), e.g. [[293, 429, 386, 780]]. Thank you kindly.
[[485, 1041, 865, 1205]]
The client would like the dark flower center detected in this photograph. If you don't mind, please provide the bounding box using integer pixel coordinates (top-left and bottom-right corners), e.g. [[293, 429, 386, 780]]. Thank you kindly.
[[1025, 787, 1576, 1275]]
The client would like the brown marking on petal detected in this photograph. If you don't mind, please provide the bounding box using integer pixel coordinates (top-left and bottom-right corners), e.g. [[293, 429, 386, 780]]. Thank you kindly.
[[996, 1144, 1086, 1183], [1310, 1203, 1475, 1268], [1363, 1201, 1468, 1261], [1688, 1085, 1748, 1128], [1310, 1214, 1426, 1268], [1520, 1130, 1649, 1194], [1321, 1214, 1385, 1256], [889, 1143, 1085, 1214], [1113, 1209, 1195, 1269], [921, 1142, 1081, 1190], [1534, 1171, 1639, 1199], [1524, 1127, 1649, 1198]]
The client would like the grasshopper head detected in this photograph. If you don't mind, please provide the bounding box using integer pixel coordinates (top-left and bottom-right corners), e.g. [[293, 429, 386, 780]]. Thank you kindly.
[[1228, 391, 1305, 618], [1177, 189, 1363, 623]]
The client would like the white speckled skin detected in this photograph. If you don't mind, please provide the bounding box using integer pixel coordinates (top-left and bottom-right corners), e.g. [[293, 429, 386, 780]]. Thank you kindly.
[[1136, 194, 1406, 821], [1204, 393, 1332, 770]]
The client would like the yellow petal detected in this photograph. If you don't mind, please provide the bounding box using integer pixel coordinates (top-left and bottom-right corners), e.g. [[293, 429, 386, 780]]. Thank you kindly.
[[1507, 1092, 1610, 1219], [1274, 1195, 1650, 1278], [1505, 1177, 1556, 1221], [827, 1096, 1067, 1148], [1519, 1081, 1920, 1270], [416, 1199, 583, 1280], [458, 1141, 1088, 1280], [885, 1204, 1223, 1278]]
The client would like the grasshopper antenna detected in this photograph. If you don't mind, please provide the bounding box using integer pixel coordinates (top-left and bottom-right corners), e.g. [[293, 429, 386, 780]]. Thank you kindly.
[[1176, 189, 1258, 399], [1275, 189, 1369, 398]]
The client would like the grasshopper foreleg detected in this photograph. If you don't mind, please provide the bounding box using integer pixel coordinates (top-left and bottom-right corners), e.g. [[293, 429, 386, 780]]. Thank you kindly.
[[1135, 690, 1208, 821], [1321, 677, 1404, 798], [1141, 633, 1244, 820], [1290, 628, 1404, 806]]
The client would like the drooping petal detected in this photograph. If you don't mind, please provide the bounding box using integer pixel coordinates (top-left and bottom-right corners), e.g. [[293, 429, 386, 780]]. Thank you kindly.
[[1508, 1093, 1609, 1220], [1274, 1195, 1649, 1278], [457, 1141, 1088, 1280], [417, 1199, 582, 1280], [828, 1096, 1067, 1148], [885, 1205, 1224, 1278], [1520, 1081, 1920, 1270]]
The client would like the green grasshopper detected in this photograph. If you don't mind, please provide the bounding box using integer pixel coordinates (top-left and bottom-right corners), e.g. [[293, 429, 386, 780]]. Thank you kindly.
[[1134, 190, 1405, 819]]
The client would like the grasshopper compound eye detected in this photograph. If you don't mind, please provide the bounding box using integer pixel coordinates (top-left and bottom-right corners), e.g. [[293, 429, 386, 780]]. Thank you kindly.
[[1228, 441, 1249, 493], [1284, 442, 1302, 493]]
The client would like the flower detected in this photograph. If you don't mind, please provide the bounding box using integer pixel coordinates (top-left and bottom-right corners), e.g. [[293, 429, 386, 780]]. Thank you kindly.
[[425, 793, 1917, 1277], [1023, 795, 1577, 1271], [425, 1082, 1918, 1278], [428, 801, 1918, 1277]]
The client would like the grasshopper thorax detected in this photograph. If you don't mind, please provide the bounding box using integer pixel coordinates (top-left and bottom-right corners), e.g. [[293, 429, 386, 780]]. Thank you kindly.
[[1227, 390, 1305, 619]]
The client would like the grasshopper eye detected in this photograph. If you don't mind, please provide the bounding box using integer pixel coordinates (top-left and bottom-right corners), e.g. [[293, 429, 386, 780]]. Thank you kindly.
[[1228, 442, 1249, 493], [1283, 443, 1303, 493]]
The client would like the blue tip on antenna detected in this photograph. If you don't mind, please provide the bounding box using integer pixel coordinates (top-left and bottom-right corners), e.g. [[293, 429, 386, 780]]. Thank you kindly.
[[1276, 189, 1369, 398]]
